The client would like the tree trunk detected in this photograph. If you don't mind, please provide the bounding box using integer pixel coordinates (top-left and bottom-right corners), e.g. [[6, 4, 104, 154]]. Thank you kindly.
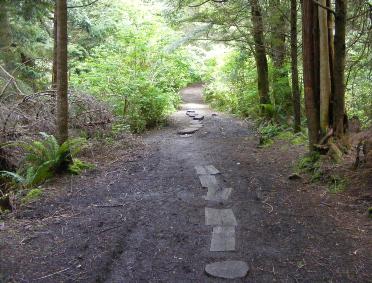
[[56, 0, 69, 144], [318, 0, 332, 135], [0, 4, 12, 68], [302, 0, 320, 150], [291, 0, 301, 132], [268, 0, 291, 114], [250, 0, 270, 105], [333, 0, 347, 137], [52, 6, 58, 88]]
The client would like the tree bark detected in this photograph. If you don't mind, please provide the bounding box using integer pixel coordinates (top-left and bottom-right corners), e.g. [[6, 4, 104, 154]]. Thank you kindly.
[[52, 6, 58, 88], [291, 0, 301, 132], [0, 4, 12, 68], [333, 0, 347, 137], [302, 0, 320, 150], [251, 0, 270, 105], [318, 0, 332, 135], [268, 0, 291, 113], [56, 0, 69, 144]]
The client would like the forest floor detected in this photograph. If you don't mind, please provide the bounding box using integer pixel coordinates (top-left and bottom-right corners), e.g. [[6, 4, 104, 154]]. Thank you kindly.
[[0, 85, 371, 282]]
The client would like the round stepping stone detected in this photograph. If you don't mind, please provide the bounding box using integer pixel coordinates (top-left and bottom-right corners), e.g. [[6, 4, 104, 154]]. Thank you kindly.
[[205, 261, 249, 279]]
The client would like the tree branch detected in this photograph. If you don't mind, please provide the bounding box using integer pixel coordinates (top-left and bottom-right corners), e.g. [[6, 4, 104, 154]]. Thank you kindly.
[[67, 0, 99, 9], [312, 0, 335, 15]]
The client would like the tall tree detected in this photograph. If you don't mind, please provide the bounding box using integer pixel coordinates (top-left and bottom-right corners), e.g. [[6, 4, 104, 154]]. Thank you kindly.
[[318, 0, 332, 135], [56, 0, 69, 144], [291, 0, 301, 132], [268, 0, 292, 114], [52, 5, 58, 88], [302, 0, 320, 150], [333, 0, 347, 137], [250, 0, 270, 105]]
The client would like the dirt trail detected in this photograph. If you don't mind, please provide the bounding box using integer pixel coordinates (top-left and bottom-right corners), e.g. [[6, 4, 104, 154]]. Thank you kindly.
[[1, 85, 371, 282]]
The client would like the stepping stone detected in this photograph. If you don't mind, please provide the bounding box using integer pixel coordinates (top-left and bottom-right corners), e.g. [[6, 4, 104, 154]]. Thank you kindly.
[[177, 128, 199, 135], [193, 115, 204, 121], [189, 124, 203, 129], [195, 165, 208, 175], [205, 208, 237, 226], [186, 110, 195, 115], [199, 175, 218, 189], [204, 187, 232, 201], [195, 165, 219, 175], [205, 261, 249, 279], [205, 165, 220, 175], [210, 226, 235, 251]]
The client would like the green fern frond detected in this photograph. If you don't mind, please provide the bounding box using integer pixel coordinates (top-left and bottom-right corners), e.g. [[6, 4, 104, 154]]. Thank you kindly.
[[0, 171, 26, 184]]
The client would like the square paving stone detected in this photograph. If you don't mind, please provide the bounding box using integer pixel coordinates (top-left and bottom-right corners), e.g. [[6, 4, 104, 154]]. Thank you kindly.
[[205, 187, 232, 201], [205, 165, 220, 175], [205, 208, 237, 226], [195, 165, 208, 175], [199, 175, 218, 189], [210, 226, 235, 252]]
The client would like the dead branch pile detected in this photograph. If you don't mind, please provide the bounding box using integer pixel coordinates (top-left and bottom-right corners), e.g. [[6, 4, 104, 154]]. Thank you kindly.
[[0, 66, 114, 169]]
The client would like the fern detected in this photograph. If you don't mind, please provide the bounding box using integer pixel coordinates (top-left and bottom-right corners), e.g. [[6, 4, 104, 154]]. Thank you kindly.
[[1, 133, 88, 188]]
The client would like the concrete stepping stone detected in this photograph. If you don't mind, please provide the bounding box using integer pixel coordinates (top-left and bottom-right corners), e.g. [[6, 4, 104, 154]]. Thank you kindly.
[[195, 165, 208, 175], [177, 128, 199, 135], [186, 110, 195, 116], [199, 175, 218, 188], [205, 208, 237, 226], [193, 115, 204, 121], [189, 124, 203, 129], [205, 261, 249, 279], [205, 165, 219, 175], [195, 165, 219, 175], [210, 226, 235, 251], [204, 187, 232, 201]]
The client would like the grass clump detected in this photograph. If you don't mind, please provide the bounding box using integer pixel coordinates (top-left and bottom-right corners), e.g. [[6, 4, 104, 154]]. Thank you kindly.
[[68, 159, 95, 175], [22, 189, 43, 204], [328, 175, 347, 193], [258, 122, 282, 147], [295, 152, 322, 182]]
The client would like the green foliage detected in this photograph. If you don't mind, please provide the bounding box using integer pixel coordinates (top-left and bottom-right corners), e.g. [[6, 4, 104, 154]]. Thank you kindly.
[[0, 133, 88, 188], [203, 50, 260, 117], [70, 1, 202, 133], [328, 175, 347, 194], [68, 159, 95, 175], [258, 122, 283, 146], [295, 152, 322, 182], [22, 188, 43, 204]]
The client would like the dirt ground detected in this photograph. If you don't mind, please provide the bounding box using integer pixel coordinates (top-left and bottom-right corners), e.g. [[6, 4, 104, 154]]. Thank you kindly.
[[0, 85, 371, 282]]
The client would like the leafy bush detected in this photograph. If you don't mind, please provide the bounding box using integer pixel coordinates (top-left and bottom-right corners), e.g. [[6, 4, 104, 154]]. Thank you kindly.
[[0, 133, 88, 188], [70, 2, 202, 133]]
